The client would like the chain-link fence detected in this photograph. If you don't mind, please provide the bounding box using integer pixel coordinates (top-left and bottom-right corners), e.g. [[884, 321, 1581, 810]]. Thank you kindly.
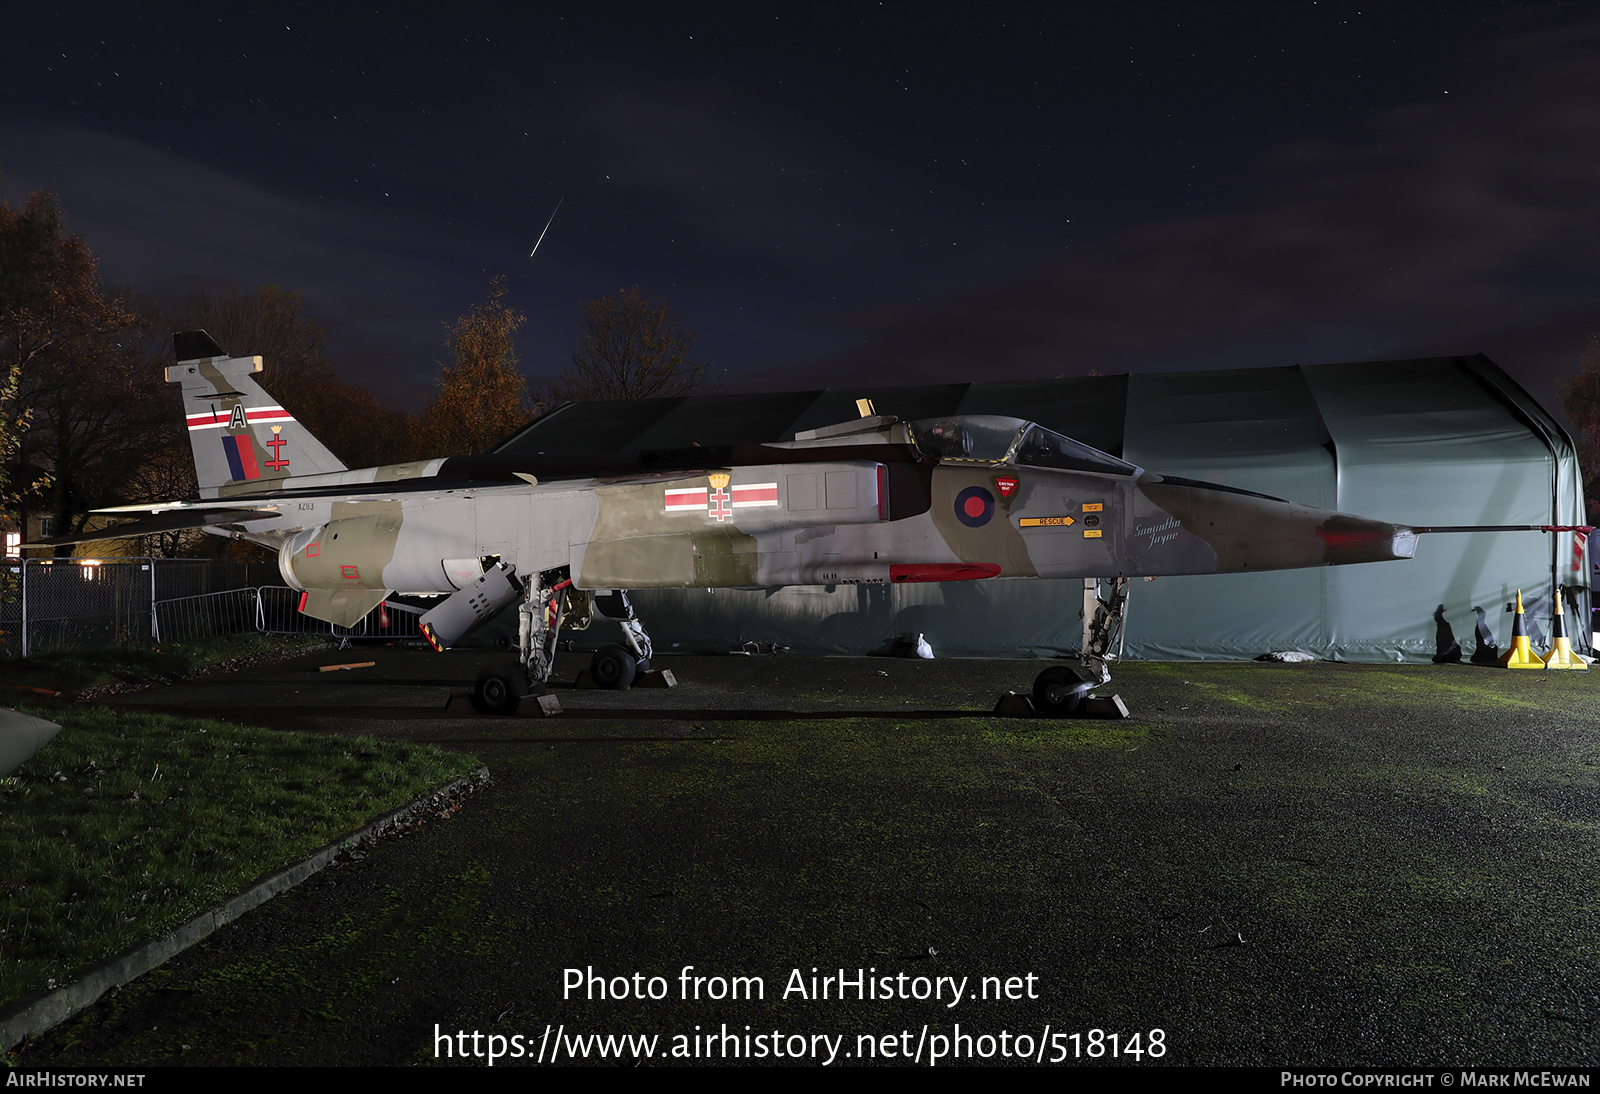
[[6, 559, 160, 658], [2, 558, 421, 658]]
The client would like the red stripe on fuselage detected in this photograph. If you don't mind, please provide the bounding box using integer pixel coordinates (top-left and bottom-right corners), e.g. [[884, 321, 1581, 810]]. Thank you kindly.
[[889, 563, 1002, 583]]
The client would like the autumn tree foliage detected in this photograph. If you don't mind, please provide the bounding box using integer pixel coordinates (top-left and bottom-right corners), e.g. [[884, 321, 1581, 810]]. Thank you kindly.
[[548, 286, 706, 403], [0, 189, 162, 548], [421, 276, 533, 456], [1560, 334, 1600, 513]]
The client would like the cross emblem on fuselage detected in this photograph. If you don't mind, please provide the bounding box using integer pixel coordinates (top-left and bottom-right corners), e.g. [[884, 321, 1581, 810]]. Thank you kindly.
[[710, 487, 731, 521]]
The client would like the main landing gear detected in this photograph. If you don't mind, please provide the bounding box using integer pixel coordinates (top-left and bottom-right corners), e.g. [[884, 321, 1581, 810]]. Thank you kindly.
[[587, 591, 654, 689], [1030, 577, 1129, 718], [472, 575, 657, 713]]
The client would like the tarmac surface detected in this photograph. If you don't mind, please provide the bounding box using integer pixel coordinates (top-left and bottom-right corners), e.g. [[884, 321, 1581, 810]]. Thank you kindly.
[[15, 647, 1600, 1068]]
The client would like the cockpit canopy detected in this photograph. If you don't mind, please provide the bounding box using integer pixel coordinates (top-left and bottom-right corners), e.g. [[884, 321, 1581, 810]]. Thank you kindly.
[[909, 415, 1138, 476]]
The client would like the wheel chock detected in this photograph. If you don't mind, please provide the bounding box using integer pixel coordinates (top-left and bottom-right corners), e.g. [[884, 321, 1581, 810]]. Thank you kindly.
[[993, 690, 1127, 718], [1499, 590, 1544, 669], [1542, 589, 1588, 671], [1080, 694, 1131, 719], [442, 692, 562, 716], [993, 691, 1036, 717], [522, 693, 563, 716]]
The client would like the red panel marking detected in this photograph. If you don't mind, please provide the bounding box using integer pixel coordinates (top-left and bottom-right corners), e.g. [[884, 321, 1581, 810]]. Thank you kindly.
[[306, 542, 320, 557], [233, 438, 261, 479], [730, 484, 778, 504], [889, 562, 1002, 583], [664, 488, 708, 511], [341, 565, 360, 580]]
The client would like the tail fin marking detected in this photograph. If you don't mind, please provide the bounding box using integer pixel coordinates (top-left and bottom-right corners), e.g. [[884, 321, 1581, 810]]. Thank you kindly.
[[168, 329, 346, 498]]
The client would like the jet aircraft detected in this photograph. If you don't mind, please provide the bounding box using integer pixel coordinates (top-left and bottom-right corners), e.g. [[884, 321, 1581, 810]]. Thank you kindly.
[[42, 331, 1423, 714]]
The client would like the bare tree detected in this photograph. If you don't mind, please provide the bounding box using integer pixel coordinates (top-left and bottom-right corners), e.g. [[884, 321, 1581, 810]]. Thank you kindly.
[[1560, 331, 1600, 513], [548, 287, 706, 403]]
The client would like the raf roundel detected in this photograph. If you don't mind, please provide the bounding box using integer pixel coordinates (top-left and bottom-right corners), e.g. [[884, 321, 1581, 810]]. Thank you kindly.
[[954, 485, 995, 528]]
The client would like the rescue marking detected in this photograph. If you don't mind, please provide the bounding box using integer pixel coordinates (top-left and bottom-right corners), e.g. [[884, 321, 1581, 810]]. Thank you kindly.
[[1082, 502, 1104, 512], [1084, 530, 1103, 539], [1019, 516, 1076, 528], [954, 486, 995, 528]]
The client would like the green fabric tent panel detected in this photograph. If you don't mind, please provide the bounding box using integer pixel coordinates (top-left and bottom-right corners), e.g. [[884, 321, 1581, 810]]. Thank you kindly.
[[1302, 359, 1559, 660], [1117, 367, 1335, 659], [1123, 366, 1336, 507]]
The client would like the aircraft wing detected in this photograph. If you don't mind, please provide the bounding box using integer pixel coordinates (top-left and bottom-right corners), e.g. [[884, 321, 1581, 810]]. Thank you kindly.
[[26, 508, 280, 548]]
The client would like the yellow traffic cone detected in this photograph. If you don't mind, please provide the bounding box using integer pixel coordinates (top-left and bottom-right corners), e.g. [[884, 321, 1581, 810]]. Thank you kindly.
[[1542, 588, 1588, 670], [1500, 590, 1543, 669]]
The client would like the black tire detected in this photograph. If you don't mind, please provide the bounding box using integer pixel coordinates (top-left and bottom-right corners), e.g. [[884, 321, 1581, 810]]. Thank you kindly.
[[1032, 665, 1091, 718], [591, 644, 638, 690], [473, 660, 527, 714]]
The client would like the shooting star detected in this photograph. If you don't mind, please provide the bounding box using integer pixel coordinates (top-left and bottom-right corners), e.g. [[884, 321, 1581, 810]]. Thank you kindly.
[[529, 197, 564, 257]]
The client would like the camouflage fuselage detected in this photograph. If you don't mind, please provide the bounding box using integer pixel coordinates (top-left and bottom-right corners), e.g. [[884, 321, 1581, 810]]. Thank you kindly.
[[259, 454, 1415, 598]]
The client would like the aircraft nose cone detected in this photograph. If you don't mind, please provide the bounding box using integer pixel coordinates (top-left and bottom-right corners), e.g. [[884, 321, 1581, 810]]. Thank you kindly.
[[1316, 515, 1417, 564], [1138, 475, 1418, 573]]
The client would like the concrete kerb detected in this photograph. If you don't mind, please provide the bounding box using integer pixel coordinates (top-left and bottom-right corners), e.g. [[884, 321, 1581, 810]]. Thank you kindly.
[[0, 765, 491, 1052]]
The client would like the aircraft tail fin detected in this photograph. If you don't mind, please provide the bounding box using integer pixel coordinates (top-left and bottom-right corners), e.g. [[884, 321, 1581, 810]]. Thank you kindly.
[[167, 330, 347, 498]]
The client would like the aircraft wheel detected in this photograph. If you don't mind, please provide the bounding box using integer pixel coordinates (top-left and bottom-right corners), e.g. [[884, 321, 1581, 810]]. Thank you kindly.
[[1032, 666, 1091, 718], [591, 644, 638, 690], [473, 660, 526, 715]]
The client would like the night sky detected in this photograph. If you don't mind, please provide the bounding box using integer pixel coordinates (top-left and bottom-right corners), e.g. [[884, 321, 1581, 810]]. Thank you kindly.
[[3, 2, 1598, 425]]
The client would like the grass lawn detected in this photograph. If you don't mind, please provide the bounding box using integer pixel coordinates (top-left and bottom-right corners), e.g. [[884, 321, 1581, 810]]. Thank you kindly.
[[1, 639, 481, 1011], [0, 634, 332, 696]]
